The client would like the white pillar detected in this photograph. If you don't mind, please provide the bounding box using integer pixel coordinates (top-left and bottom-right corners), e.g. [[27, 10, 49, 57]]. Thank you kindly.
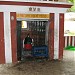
[[4, 12, 12, 63], [54, 13, 59, 59]]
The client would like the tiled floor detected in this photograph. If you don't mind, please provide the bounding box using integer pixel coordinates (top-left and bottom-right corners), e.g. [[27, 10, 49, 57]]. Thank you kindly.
[[0, 50, 75, 75]]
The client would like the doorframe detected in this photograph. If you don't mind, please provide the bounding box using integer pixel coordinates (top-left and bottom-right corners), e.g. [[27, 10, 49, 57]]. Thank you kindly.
[[59, 13, 64, 59], [48, 13, 54, 60]]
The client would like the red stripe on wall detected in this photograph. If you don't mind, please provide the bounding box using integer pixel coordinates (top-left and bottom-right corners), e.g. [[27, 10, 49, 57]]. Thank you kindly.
[[48, 13, 54, 60], [59, 13, 64, 60], [67, 36, 69, 46], [64, 36, 75, 47], [0, 12, 5, 64], [0, 1, 72, 8], [10, 12, 17, 63], [74, 37, 75, 46], [70, 36, 72, 46], [64, 37, 65, 48]]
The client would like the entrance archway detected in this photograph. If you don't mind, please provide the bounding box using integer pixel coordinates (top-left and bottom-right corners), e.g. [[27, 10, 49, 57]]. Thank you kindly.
[[16, 14, 50, 61]]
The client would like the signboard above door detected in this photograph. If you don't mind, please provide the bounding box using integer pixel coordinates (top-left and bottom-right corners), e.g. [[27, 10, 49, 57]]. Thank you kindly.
[[16, 14, 50, 19]]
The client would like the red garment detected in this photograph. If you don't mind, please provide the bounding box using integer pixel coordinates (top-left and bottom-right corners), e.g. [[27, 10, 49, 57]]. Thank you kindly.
[[24, 44, 32, 50]]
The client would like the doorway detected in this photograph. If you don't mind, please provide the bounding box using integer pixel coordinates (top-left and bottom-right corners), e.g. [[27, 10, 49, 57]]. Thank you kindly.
[[17, 20, 49, 61]]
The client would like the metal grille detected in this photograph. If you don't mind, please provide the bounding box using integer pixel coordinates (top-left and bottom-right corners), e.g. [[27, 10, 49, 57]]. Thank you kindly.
[[27, 21, 47, 46]]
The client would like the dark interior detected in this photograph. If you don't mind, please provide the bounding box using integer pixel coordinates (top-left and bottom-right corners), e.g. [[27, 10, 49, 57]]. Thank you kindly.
[[17, 20, 48, 61]]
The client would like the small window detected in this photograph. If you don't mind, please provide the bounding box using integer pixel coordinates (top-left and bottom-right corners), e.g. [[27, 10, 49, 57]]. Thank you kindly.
[[22, 21, 27, 28], [21, 21, 29, 30]]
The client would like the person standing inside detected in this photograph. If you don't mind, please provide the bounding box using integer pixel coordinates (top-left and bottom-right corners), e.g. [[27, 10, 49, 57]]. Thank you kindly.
[[24, 34, 32, 50]]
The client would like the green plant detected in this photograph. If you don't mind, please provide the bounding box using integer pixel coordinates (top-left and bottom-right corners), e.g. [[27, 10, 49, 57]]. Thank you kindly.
[[68, 0, 75, 12], [64, 46, 75, 51], [68, 0, 74, 3]]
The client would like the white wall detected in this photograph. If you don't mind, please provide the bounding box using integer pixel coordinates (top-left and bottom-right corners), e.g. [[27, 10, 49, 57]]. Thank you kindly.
[[0, 5, 68, 13]]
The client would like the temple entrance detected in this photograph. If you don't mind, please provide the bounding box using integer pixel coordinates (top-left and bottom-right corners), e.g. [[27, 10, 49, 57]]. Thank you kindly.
[[17, 20, 49, 61]]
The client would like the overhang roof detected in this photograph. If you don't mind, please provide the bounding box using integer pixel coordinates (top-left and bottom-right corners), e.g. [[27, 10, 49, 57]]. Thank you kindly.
[[0, 1, 73, 8]]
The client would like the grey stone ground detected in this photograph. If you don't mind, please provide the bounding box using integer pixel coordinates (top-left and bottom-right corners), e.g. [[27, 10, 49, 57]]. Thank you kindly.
[[0, 50, 75, 75]]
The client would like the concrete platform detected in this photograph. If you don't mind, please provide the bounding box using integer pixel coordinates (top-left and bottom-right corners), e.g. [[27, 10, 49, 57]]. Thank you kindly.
[[0, 50, 75, 75]]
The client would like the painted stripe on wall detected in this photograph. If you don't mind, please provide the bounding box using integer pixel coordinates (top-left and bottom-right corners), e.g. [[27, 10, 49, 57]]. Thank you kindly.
[[54, 13, 59, 59], [73, 36, 75, 46], [59, 13, 64, 59], [10, 12, 17, 63], [0, 12, 5, 64], [67, 36, 69, 46], [0, 1, 72, 8], [72, 36, 74, 46], [48, 13, 54, 60], [74, 37, 75, 46], [4, 12, 12, 63], [64, 36, 75, 47], [65, 36, 67, 47], [70, 36, 72, 46], [69, 36, 71, 46]]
